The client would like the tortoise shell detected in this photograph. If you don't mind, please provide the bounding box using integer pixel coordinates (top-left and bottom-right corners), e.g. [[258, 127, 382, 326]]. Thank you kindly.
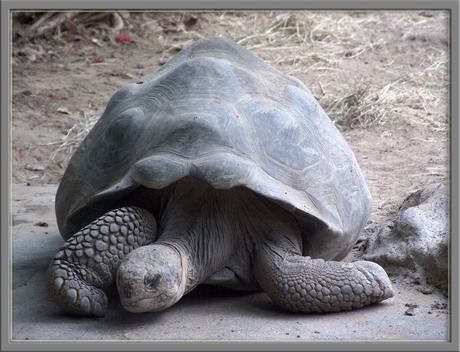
[[55, 37, 371, 261]]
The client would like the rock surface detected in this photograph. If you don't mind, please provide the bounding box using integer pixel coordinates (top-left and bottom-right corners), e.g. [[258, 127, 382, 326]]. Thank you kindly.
[[363, 183, 448, 291]]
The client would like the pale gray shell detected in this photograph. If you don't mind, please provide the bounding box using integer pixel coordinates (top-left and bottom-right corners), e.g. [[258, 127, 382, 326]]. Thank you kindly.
[[56, 37, 371, 261]]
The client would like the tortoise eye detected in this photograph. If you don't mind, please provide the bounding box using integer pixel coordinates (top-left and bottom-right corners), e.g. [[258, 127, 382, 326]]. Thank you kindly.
[[144, 274, 161, 290]]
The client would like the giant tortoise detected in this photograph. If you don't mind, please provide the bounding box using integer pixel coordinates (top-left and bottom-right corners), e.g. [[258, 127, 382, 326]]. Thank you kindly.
[[47, 37, 393, 317]]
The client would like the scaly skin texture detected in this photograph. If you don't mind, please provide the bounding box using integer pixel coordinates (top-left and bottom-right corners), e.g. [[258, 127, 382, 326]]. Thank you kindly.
[[46, 206, 157, 317], [254, 236, 394, 313], [48, 180, 393, 316]]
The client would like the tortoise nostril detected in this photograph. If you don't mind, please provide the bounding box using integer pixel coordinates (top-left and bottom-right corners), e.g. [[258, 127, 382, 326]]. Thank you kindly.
[[144, 274, 161, 290]]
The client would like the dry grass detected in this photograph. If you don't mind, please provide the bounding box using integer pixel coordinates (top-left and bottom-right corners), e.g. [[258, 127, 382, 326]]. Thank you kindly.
[[48, 112, 99, 164], [321, 63, 449, 129], [47, 10, 449, 162], [221, 11, 388, 72], [215, 11, 449, 129]]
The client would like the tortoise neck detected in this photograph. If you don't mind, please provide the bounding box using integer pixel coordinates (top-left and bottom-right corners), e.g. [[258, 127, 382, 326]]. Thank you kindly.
[[155, 178, 239, 292]]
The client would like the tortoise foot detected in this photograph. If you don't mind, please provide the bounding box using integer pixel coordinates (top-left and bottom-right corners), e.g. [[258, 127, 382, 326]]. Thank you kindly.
[[46, 206, 157, 317], [256, 254, 394, 313], [254, 235, 394, 313]]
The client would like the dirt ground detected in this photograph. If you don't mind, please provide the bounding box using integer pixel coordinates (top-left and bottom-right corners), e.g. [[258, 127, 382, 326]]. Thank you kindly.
[[10, 10, 450, 322], [11, 10, 450, 224]]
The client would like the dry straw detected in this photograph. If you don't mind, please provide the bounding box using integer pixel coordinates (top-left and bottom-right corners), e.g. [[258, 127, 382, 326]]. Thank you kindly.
[[48, 112, 99, 165], [228, 11, 449, 129]]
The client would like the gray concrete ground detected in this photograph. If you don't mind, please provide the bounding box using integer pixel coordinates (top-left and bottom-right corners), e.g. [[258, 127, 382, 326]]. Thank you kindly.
[[9, 184, 450, 345]]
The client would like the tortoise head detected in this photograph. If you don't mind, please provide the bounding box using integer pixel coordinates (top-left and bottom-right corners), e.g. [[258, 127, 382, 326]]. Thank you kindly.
[[116, 244, 186, 312]]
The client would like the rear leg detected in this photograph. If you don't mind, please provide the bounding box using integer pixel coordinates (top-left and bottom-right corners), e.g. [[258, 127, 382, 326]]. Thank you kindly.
[[46, 206, 157, 317]]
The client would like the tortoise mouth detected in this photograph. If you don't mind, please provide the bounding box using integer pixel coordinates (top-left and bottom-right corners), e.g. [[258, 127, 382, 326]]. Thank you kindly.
[[120, 293, 179, 313], [116, 244, 186, 313], [118, 271, 181, 313]]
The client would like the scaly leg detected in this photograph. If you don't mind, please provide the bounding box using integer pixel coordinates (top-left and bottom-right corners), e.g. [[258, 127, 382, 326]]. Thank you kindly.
[[46, 206, 157, 317]]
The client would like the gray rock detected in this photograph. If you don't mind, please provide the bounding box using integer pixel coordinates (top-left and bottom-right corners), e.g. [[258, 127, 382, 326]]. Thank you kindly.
[[363, 182, 448, 291]]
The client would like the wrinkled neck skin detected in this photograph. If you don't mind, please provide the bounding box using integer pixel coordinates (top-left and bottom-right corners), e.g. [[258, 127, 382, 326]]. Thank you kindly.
[[155, 178, 239, 294], [154, 177, 302, 295]]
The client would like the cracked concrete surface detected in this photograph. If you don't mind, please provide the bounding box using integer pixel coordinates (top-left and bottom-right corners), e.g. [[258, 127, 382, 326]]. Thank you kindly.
[[9, 184, 450, 343]]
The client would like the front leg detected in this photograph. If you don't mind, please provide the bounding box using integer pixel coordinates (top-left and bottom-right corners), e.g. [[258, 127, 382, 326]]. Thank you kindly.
[[253, 235, 394, 313], [46, 206, 157, 317]]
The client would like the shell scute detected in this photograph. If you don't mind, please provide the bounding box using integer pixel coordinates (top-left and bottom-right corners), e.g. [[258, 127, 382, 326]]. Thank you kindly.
[[56, 38, 371, 260]]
